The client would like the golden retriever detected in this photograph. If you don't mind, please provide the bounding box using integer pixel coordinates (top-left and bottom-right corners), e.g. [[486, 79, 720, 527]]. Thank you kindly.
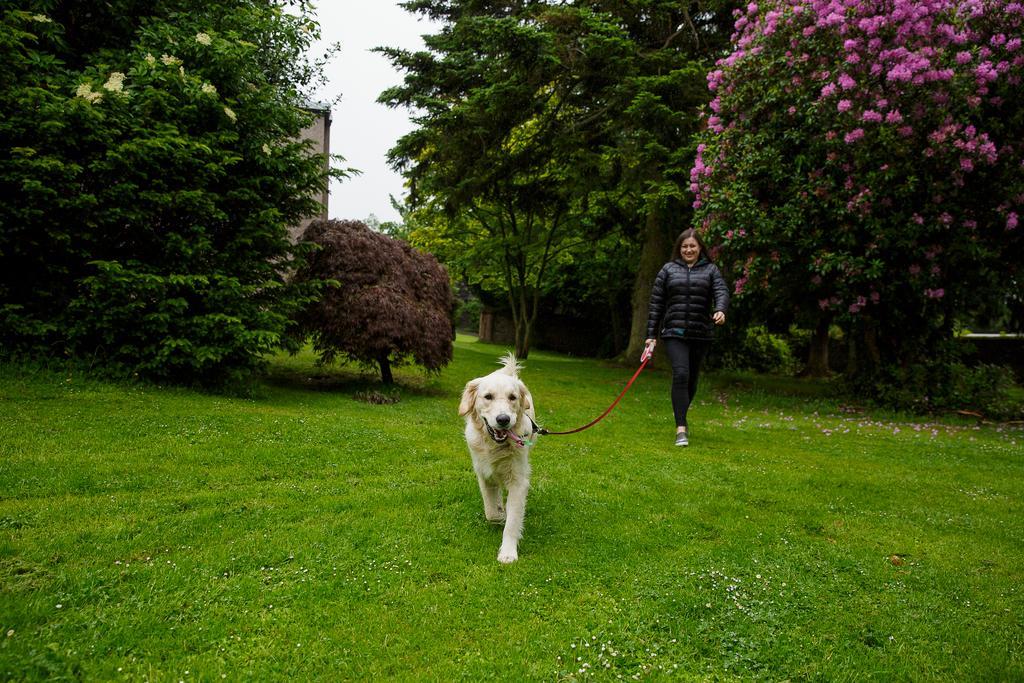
[[458, 352, 536, 563]]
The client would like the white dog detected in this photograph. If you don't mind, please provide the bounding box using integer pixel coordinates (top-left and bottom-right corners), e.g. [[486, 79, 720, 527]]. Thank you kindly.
[[458, 352, 537, 563]]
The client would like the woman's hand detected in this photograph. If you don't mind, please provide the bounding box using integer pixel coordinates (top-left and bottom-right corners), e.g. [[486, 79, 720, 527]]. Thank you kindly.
[[713, 311, 726, 325], [643, 338, 656, 361]]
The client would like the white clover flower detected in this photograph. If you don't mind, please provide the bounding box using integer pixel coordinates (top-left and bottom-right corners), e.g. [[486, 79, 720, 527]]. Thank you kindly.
[[144, 53, 156, 65], [31, 14, 52, 22], [201, 83, 217, 96], [103, 72, 125, 92], [195, 32, 212, 46], [179, 65, 185, 78], [223, 106, 237, 122], [160, 54, 181, 66], [262, 144, 271, 155]]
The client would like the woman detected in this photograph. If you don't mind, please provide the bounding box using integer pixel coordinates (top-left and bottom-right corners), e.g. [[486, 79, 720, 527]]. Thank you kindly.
[[644, 228, 730, 447]]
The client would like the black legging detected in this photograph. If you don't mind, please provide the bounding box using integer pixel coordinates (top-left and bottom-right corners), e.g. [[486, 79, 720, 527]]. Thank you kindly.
[[662, 338, 709, 429]]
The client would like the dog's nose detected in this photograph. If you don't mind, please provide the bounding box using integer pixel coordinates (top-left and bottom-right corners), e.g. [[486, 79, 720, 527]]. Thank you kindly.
[[496, 414, 511, 428]]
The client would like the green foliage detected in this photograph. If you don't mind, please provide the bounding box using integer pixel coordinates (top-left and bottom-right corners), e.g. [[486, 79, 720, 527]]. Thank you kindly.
[[851, 360, 1020, 420], [384, 2, 740, 357], [453, 295, 482, 332], [0, 1, 334, 386], [715, 324, 797, 374]]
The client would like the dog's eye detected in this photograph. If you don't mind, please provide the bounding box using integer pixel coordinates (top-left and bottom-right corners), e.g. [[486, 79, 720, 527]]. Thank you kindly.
[[508, 394, 517, 401], [483, 393, 493, 401]]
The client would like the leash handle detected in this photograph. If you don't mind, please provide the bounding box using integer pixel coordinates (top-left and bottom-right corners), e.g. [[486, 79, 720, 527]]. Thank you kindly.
[[538, 355, 651, 436]]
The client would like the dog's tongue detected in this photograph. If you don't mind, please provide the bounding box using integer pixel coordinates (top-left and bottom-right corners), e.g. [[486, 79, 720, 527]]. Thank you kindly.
[[507, 429, 524, 447]]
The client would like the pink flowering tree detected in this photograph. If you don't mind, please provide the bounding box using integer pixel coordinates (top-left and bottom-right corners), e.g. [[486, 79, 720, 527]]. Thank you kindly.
[[691, 0, 1024, 384]]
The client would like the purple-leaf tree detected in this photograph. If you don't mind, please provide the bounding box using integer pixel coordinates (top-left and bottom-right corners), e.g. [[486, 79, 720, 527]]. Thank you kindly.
[[692, 0, 1023, 382], [291, 219, 454, 384]]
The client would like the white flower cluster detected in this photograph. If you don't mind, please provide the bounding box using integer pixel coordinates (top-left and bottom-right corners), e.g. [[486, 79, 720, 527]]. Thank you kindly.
[[195, 32, 212, 46], [75, 83, 102, 103], [103, 72, 125, 92]]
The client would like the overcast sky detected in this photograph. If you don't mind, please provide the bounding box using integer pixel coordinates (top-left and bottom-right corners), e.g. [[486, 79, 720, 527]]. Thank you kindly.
[[308, 2, 439, 224]]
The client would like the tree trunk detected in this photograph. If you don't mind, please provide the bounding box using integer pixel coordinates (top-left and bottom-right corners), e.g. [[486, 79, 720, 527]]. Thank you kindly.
[[515, 320, 532, 359], [378, 353, 393, 385], [511, 286, 532, 359], [864, 320, 881, 369], [801, 314, 832, 376], [624, 207, 671, 363]]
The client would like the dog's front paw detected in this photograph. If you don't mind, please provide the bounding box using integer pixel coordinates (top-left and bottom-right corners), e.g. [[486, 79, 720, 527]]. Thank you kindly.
[[497, 546, 518, 564], [485, 511, 507, 524]]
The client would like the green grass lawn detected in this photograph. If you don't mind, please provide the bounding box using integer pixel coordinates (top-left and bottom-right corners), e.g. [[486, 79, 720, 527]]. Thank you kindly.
[[1, 335, 1022, 680]]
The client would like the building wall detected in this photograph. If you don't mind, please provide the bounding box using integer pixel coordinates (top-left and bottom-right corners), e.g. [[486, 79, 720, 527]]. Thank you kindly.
[[288, 106, 331, 243]]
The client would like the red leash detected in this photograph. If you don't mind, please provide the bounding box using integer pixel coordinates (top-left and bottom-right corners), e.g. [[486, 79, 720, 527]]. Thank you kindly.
[[537, 347, 652, 436]]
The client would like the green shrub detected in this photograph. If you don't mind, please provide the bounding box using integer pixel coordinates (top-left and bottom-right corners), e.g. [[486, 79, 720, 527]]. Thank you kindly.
[[454, 296, 482, 332], [715, 325, 796, 374], [851, 362, 1021, 420]]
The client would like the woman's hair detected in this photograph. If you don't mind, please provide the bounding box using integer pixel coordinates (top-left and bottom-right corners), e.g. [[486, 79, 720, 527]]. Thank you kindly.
[[673, 228, 713, 262]]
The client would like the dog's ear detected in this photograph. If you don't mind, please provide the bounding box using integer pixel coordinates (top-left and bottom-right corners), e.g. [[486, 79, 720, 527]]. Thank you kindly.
[[518, 380, 533, 413], [458, 379, 479, 417]]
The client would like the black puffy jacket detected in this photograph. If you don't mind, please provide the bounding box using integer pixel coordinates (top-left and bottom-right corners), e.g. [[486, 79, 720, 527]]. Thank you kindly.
[[646, 257, 730, 341]]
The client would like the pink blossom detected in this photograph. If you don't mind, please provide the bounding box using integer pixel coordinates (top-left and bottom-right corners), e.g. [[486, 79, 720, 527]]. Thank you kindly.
[[862, 110, 883, 123], [975, 61, 999, 82], [844, 128, 865, 143], [887, 63, 913, 82], [1008, 212, 1019, 230], [838, 99, 852, 112], [956, 51, 973, 64], [909, 264, 921, 275], [925, 288, 945, 299]]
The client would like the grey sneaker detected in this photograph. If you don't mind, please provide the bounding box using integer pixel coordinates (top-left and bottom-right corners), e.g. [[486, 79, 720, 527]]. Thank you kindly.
[[675, 432, 689, 447]]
